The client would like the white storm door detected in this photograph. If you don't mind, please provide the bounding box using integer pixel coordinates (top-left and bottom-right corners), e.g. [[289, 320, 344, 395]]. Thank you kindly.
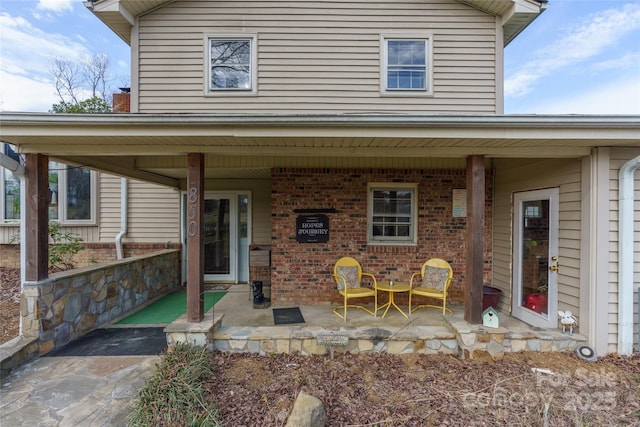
[[511, 188, 559, 328], [203, 194, 237, 282]]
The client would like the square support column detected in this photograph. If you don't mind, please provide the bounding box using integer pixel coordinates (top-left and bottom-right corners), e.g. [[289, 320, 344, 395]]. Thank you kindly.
[[465, 155, 485, 324], [186, 153, 205, 322], [24, 154, 49, 282]]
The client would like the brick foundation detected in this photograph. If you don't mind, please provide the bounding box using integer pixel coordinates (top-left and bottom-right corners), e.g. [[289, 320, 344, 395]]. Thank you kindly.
[[0, 242, 181, 269], [271, 168, 493, 306]]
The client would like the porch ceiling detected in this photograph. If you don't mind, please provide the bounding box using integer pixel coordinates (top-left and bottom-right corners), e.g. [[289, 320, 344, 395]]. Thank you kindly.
[[1, 113, 638, 188]]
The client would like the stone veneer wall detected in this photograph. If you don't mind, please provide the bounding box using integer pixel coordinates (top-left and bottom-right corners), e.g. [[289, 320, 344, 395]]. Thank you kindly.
[[21, 249, 181, 354], [271, 168, 493, 306]]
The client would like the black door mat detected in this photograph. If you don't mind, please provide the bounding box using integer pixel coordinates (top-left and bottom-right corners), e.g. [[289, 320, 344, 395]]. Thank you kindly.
[[43, 327, 167, 357], [273, 307, 305, 325]]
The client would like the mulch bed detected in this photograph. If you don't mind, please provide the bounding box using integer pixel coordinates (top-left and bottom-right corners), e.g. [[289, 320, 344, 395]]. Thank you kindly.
[[206, 350, 640, 426]]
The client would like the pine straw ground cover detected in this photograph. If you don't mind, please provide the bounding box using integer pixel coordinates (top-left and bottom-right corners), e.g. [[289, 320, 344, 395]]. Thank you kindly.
[[0, 267, 21, 344], [205, 350, 640, 426]]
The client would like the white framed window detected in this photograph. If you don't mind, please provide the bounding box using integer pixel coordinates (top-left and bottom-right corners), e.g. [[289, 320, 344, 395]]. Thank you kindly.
[[206, 35, 257, 94], [1, 147, 97, 225], [1, 144, 21, 223], [367, 183, 418, 245], [49, 162, 97, 224], [380, 35, 432, 95]]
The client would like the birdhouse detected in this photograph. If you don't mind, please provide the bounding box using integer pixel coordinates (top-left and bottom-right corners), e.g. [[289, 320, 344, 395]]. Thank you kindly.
[[482, 307, 499, 328]]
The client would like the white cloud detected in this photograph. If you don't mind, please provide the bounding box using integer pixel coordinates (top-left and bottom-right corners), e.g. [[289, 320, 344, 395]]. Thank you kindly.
[[0, 71, 58, 112], [505, 3, 640, 97], [37, 0, 74, 14], [0, 13, 91, 111], [512, 76, 640, 115]]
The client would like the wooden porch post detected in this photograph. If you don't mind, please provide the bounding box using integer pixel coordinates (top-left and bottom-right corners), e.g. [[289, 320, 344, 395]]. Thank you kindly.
[[465, 155, 484, 323], [186, 153, 205, 322], [24, 154, 49, 281]]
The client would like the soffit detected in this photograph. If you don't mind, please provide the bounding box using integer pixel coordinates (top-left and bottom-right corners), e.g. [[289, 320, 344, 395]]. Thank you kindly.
[[457, 0, 547, 45], [2, 113, 637, 188], [85, 0, 173, 44]]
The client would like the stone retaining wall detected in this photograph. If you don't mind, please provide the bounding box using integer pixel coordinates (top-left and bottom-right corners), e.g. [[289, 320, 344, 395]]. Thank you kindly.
[[211, 325, 459, 356], [21, 249, 181, 354]]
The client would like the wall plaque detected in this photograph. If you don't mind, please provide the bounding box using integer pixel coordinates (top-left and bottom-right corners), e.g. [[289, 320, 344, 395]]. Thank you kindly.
[[452, 189, 467, 218], [296, 214, 329, 243]]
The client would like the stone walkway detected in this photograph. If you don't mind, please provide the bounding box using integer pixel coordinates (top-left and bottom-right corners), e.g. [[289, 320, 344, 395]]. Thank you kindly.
[[1, 355, 159, 426]]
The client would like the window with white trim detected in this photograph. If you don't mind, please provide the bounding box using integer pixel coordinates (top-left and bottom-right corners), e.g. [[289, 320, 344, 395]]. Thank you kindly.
[[368, 183, 418, 244], [1, 144, 21, 223], [207, 36, 256, 92], [381, 36, 431, 94], [49, 162, 97, 224], [0, 146, 97, 224]]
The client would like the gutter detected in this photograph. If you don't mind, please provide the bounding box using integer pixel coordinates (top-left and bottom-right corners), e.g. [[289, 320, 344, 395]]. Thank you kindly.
[[115, 177, 128, 259], [618, 155, 640, 355], [0, 153, 24, 177], [1, 112, 640, 128]]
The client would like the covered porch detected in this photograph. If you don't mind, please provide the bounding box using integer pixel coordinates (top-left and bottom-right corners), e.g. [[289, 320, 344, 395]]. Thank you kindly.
[[1, 112, 638, 357], [166, 284, 587, 360]]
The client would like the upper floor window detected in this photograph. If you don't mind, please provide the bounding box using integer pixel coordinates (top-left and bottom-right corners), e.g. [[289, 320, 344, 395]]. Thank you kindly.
[[381, 36, 432, 95], [207, 36, 257, 93], [368, 183, 418, 245]]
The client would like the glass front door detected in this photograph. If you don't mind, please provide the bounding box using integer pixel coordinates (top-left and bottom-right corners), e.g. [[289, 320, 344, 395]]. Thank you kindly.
[[199, 192, 250, 283], [511, 188, 559, 328]]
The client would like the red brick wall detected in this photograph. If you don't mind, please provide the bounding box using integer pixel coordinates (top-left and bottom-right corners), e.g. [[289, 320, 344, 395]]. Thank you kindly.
[[271, 168, 493, 306]]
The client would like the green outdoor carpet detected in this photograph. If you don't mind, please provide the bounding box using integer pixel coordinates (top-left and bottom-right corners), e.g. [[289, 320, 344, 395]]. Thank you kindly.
[[115, 290, 226, 325]]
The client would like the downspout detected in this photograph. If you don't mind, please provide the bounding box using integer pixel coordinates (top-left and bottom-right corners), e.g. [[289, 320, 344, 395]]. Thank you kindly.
[[618, 155, 640, 355], [115, 177, 128, 260]]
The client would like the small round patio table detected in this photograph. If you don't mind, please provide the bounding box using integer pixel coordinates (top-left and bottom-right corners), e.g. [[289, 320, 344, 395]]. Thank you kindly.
[[376, 281, 410, 319]]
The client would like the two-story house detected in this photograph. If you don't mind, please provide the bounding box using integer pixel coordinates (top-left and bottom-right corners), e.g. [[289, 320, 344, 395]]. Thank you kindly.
[[0, 0, 638, 357]]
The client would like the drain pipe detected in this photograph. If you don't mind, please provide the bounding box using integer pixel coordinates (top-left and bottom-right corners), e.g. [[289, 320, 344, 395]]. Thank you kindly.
[[115, 177, 128, 260], [618, 155, 640, 355]]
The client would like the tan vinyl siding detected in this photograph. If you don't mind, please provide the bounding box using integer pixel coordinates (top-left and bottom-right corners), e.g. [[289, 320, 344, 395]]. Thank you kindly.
[[137, 0, 497, 114], [607, 148, 640, 353], [202, 179, 272, 246], [492, 158, 583, 316], [0, 224, 19, 244], [126, 180, 181, 242]]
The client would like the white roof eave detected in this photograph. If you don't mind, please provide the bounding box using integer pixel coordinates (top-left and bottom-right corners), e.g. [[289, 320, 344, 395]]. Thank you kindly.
[[84, 0, 173, 45], [457, 0, 547, 46]]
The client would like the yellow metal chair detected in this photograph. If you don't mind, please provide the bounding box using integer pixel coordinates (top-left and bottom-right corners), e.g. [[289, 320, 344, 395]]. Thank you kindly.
[[332, 257, 377, 321], [409, 258, 453, 315]]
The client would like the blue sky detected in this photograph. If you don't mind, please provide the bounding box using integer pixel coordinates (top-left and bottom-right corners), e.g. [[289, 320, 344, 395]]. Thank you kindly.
[[1, 0, 639, 114]]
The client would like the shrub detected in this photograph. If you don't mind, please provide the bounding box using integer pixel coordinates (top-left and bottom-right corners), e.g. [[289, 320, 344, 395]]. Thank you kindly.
[[9, 221, 83, 271], [127, 343, 221, 427], [47, 222, 83, 270]]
